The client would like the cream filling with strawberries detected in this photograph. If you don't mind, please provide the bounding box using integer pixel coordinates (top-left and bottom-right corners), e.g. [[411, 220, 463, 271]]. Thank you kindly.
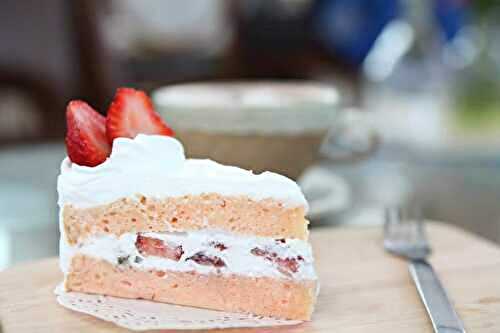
[[60, 230, 316, 281]]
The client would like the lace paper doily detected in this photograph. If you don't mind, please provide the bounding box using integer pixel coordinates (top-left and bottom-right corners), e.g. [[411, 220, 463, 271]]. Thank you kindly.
[[55, 284, 302, 330]]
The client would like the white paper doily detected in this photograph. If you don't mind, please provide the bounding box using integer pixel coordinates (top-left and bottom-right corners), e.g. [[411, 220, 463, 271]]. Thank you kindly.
[[55, 284, 302, 331]]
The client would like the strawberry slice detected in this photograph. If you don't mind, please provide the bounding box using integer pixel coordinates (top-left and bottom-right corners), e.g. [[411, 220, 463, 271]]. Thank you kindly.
[[135, 235, 184, 261], [65, 101, 111, 167], [186, 252, 226, 268], [251, 247, 301, 276], [276, 257, 299, 275], [106, 87, 174, 143]]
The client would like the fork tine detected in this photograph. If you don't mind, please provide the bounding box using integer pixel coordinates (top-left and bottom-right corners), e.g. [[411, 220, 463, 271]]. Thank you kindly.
[[384, 206, 404, 243], [415, 214, 430, 247], [402, 206, 422, 242], [384, 207, 398, 237], [384, 206, 397, 224]]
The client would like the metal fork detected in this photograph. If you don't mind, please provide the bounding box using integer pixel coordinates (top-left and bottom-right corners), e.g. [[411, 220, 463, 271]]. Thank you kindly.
[[384, 207, 466, 333]]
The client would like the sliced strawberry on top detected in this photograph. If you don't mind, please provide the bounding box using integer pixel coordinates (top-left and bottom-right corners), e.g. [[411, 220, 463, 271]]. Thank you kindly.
[[106, 87, 174, 143], [65, 100, 111, 167]]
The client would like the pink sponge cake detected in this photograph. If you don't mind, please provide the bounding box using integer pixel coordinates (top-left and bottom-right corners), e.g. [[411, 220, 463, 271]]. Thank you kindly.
[[58, 88, 318, 320]]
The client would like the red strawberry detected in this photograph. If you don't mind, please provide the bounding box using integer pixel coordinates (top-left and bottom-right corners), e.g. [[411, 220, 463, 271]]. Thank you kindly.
[[186, 252, 226, 267], [106, 87, 174, 143], [65, 101, 111, 167], [250, 247, 300, 276], [135, 235, 184, 261], [276, 257, 299, 274]]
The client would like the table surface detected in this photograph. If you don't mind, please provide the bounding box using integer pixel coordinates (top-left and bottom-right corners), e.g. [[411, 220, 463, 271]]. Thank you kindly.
[[1, 222, 499, 332]]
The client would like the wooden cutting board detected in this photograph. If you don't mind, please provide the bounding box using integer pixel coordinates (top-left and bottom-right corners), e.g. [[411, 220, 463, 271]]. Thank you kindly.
[[1, 222, 499, 332]]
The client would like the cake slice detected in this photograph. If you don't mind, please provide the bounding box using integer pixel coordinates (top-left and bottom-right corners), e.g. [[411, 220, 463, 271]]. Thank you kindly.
[[58, 88, 318, 320]]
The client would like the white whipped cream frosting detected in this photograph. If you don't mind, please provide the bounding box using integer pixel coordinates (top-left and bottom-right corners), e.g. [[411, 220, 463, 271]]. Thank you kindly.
[[60, 230, 317, 281], [57, 134, 308, 210]]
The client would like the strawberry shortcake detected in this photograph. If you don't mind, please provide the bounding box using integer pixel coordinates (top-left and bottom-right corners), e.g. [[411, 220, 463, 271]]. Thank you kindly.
[[58, 88, 318, 320]]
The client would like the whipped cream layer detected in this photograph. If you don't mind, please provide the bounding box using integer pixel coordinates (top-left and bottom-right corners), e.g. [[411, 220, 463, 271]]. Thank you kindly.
[[57, 134, 307, 210], [60, 230, 317, 281]]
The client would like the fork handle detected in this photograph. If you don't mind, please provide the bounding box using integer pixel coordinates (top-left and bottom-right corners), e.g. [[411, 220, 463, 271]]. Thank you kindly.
[[409, 259, 466, 333]]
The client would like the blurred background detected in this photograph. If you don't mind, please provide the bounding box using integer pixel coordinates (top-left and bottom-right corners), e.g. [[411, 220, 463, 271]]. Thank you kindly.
[[1, 0, 500, 269]]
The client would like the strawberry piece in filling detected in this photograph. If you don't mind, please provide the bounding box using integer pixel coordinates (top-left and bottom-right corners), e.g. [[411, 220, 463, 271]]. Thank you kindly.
[[209, 241, 228, 251], [186, 252, 226, 267], [135, 235, 183, 261], [251, 247, 303, 276]]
